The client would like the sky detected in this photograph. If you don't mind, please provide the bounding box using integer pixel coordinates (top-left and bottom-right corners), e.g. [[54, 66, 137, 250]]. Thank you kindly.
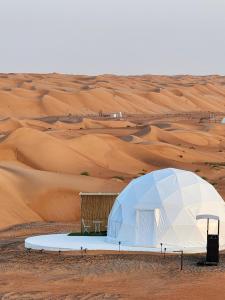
[[0, 0, 225, 75]]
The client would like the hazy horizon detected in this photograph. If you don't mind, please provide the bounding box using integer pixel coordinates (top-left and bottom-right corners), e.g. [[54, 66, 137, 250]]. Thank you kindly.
[[0, 0, 225, 75], [1, 72, 225, 77]]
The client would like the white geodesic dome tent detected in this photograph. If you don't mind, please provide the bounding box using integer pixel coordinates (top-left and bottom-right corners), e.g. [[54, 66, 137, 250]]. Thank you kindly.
[[107, 168, 225, 249]]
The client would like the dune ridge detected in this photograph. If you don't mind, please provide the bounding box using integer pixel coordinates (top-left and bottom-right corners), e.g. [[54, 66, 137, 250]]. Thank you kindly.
[[0, 74, 225, 229], [0, 74, 225, 118]]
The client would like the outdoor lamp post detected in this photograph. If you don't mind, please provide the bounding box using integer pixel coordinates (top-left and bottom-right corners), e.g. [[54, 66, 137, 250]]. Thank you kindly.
[[160, 243, 163, 254], [119, 241, 121, 252]]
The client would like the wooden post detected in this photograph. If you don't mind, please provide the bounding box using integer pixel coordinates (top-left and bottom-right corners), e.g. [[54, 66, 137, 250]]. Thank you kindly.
[[173, 250, 184, 271], [181, 250, 183, 271]]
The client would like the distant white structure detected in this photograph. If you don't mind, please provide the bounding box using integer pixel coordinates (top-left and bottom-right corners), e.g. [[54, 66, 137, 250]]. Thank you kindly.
[[107, 168, 225, 249], [221, 117, 225, 124], [110, 112, 123, 119]]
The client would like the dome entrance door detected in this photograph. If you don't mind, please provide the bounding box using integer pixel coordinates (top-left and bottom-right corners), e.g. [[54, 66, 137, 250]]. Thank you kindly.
[[136, 209, 155, 246]]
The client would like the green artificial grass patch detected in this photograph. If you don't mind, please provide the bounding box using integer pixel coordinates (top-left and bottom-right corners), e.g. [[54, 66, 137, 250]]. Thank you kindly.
[[68, 231, 107, 236]]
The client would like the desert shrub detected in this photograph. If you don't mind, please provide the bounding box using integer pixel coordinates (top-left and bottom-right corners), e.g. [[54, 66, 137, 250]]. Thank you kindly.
[[82, 85, 89, 90], [195, 169, 200, 173], [201, 176, 208, 181], [112, 176, 124, 181], [138, 172, 146, 176], [204, 162, 225, 169], [152, 87, 161, 93], [80, 171, 90, 176]]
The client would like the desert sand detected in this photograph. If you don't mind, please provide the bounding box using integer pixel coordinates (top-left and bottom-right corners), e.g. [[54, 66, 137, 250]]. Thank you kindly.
[[1, 73, 225, 298], [1, 74, 225, 229], [0, 222, 225, 299]]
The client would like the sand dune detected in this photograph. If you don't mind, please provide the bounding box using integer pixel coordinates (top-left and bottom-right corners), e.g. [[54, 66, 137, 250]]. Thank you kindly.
[[0, 127, 150, 176], [0, 117, 22, 132], [0, 74, 225, 117], [1, 127, 101, 175], [66, 133, 150, 174], [0, 162, 124, 228], [0, 74, 225, 229], [145, 125, 225, 148]]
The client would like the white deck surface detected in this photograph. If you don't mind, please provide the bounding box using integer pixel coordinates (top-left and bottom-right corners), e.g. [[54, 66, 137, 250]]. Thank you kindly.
[[25, 234, 210, 253]]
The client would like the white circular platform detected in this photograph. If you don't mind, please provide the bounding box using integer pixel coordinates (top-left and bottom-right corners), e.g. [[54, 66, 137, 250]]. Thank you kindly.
[[25, 234, 209, 253]]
